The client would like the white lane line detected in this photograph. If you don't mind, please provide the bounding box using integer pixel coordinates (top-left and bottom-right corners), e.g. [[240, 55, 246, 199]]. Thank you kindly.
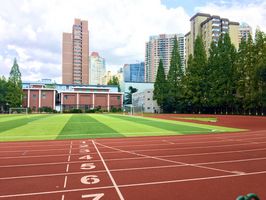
[[162, 140, 175, 145], [63, 176, 68, 188], [2, 142, 266, 160], [66, 164, 69, 173], [93, 130, 266, 145], [1, 170, 266, 198], [0, 152, 98, 159], [0, 160, 86, 168], [0, 148, 76, 153], [92, 140, 125, 200], [95, 142, 237, 175], [123, 141, 266, 153], [2, 156, 266, 181], [2, 146, 266, 168]]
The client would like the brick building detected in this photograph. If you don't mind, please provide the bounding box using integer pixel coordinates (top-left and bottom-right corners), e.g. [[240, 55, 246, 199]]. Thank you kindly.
[[22, 82, 123, 112]]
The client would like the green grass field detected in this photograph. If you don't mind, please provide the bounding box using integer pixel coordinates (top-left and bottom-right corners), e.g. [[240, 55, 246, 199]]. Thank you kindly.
[[0, 114, 243, 142]]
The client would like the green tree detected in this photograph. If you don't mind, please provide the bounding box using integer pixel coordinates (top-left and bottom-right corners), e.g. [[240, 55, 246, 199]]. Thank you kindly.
[[167, 36, 184, 113], [0, 76, 8, 112], [6, 58, 23, 108], [153, 59, 168, 112], [107, 76, 121, 92], [185, 36, 207, 113], [124, 86, 138, 104], [9, 58, 22, 86], [254, 30, 266, 114]]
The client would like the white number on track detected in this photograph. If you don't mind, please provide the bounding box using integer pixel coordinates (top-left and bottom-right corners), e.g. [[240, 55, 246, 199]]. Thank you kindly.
[[81, 175, 100, 184], [80, 144, 89, 148], [80, 149, 90, 153], [79, 155, 93, 160], [80, 163, 96, 170], [82, 193, 104, 199]]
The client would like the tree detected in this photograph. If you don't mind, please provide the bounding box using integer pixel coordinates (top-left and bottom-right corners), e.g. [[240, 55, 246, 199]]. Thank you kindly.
[[167, 36, 184, 113], [0, 76, 8, 112], [9, 58, 22, 86], [185, 35, 207, 113], [254, 30, 266, 114], [153, 59, 168, 112], [107, 76, 121, 92], [6, 58, 23, 108], [124, 86, 138, 104]]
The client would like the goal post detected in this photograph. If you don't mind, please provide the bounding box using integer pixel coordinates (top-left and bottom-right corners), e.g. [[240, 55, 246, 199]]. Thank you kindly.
[[123, 104, 143, 116], [9, 107, 28, 114]]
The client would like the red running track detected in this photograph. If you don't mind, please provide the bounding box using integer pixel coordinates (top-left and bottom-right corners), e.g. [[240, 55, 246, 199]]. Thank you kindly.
[[0, 117, 266, 199]]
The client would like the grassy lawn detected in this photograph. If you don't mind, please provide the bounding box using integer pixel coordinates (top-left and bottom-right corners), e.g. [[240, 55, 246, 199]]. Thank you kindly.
[[0, 114, 243, 142]]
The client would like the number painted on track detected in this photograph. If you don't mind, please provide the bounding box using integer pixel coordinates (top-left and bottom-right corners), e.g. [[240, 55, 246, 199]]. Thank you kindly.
[[80, 144, 89, 148], [81, 175, 100, 184], [79, 155, 93, 160], [80, 149, 90, 153], [80, 163, 96, 170], [82, 193, 104, 199]]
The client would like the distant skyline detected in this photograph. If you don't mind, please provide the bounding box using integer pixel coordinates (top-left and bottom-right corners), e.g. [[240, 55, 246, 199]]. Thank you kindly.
[[0, 0, 265, 83]]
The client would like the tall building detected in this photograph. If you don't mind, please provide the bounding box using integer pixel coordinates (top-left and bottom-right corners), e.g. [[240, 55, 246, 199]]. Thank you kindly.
[[185, 13, 240, 63], [239, 22, 252, 42], [123, 62, 145, 82], [145, 34, 185, 83], [89, 52, 106, 85], [62, 18, 89, 85], [102, 71, 113, 85]]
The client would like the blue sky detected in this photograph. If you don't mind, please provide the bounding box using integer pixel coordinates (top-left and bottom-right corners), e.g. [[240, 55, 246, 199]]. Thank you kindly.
[[0, 0, 265, 83]]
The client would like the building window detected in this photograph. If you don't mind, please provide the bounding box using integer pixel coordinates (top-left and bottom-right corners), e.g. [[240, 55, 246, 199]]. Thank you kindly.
[[42, 92, 46, 99], [32, 94, 37, 99], [117, 96, 120, 100], [147, 107, 150, 109], [64, 95, 68, 100], [147, 98, 150, 101]]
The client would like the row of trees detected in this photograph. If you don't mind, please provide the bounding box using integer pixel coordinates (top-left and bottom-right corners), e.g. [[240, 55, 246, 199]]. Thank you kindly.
[[154, 30, 266, 115], [0, 59, 23, 113]]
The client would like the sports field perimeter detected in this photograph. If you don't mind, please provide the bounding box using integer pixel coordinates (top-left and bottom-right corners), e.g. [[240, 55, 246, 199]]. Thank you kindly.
[[1, 114, 265, 200], [0, 114, 242, 142]]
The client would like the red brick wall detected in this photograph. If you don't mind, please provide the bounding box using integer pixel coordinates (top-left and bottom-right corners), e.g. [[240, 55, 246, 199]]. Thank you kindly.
[[94, 94, 107, 108], [29, 90, 40, 111], [110, 94, 122, 108], [40, 91, 54, 108], [79, 94, 93, 105], [22, 90, 28, 107], [62, 93, 77, 105]]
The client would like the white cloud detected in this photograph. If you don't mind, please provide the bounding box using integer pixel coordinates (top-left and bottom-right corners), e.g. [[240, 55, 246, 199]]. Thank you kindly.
[[195, 1, 266, 34], [0, 0, 265, 83]]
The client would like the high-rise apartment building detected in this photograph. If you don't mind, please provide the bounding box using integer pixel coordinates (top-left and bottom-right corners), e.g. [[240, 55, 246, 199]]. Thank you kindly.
[[145, 34, 185, 83], [89, 52, 106, 85], [239, 23, 252, 42], [62, 19, 89, 85], [185, 13, 240, 64], [123, 62, 145, 82]]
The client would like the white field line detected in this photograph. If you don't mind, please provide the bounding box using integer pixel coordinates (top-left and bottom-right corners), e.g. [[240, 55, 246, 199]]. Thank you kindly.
[[1, 156, 266, 181], [95, 142, 238, 175], [1, 170, 266, 198], [2, 146, 266, 168], [92, 140, 125, 200]]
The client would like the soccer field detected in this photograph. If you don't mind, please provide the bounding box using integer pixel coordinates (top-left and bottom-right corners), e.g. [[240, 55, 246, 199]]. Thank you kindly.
[[0, 114, 242, 142]]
